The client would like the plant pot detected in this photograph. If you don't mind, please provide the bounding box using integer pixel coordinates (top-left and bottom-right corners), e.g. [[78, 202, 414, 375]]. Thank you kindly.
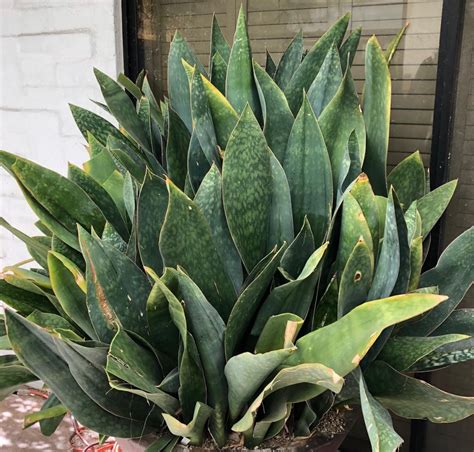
[[116, 409, 359, 452]]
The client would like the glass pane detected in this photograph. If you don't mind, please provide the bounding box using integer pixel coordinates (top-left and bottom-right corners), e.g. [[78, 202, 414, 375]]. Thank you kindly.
[[137, 0, 443, 170]]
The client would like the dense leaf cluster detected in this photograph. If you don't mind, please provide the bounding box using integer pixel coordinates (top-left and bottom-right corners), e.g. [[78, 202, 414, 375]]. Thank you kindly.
[[0, 8, 473, 451]]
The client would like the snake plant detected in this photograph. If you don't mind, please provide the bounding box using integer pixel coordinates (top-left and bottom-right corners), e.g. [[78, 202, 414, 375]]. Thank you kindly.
[[1, 8, 473, 451]]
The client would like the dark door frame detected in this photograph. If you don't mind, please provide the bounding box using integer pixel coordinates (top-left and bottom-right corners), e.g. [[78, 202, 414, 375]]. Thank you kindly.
[[411, 0, 466, 449], [121, 1, 468, 451]]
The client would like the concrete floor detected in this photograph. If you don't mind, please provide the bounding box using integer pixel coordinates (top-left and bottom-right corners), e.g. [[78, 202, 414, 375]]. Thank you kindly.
[[0, 391, 74, 451]]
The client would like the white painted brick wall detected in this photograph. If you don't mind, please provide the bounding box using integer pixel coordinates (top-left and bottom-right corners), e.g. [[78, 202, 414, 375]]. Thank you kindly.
[[0, 0, 123, 267]]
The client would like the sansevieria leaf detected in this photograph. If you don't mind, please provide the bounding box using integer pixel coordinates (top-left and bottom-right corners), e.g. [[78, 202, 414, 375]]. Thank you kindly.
[[283, 95, 332, 245], [284, 293, 447, 376], [366, 361, 474, 423], [363, 36, 391, 195], [168, 32, 205, 131], [159, 180, 236, 320], [226, 6, 261, 119], [223, 105, 272, 272], [284, 13, 350, 114]]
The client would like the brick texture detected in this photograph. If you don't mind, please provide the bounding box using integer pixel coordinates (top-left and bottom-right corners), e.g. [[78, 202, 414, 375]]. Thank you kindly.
[[0, 0, 122, 266]]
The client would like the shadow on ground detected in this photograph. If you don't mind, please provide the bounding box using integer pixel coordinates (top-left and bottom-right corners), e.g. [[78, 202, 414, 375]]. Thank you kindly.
[[0, 391, 73, 451]]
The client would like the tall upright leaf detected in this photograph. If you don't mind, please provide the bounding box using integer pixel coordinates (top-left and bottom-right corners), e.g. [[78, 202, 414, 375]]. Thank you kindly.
[[319, 70, 366, 196], [94, 69, 151, 152], [166, 108, 191, 189], [340, 28, 362, 73], [362, 37, 391, 195], [226, 7, 261, 119], [274, 31, 303, 91], [137, 171, 168, 276], [284, 13, 350, 114], [159, 181, 236, 320], [210, 14, 230, 64], [283, 95, 332, 245], [168, 31, 205, 131], [222, 105, 272, 271], [79, 227, 151, 342], [194, 165, 243, 293], [253, 61, 294, 163], [175, 271, 227, 446], [307, 42, 343, 116]]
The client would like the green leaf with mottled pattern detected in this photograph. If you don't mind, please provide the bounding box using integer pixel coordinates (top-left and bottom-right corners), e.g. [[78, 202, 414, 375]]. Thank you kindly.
[[253, 61, 294, 163], [252, 243, 327, 335], [137, 171, 167, 276], [69, 104, 123, 146], [409, 337, 474, 372], [433, 309, 474, 336], [48, 252, 96, 339], [280, 218, 315, 280], [68, 164, 128, 240], [0, 218, 49, 269], [1, 151, 106, 236], [225, 245, 286, 359], [190, 65, 220, 166], [166, 108, 190, 189], [94, 68, 151, 152], [399, 227, 474, 336], [268, 152, 294, 251], [319, 69, 366, 196], [417, 180, 457, 239], [340, 27, 362, 73], [5, 310, 155, 437], [379, 334, 468, 371], [307, 42, 343, 116], [387, 151, 426, 209], [274, 31, 303, 91], [362, 36, 391, 195], [150, 273, 206, 422], [284, 293, 446, 375], [338, 238, 373, 318], [368, 190, 399, 300], [284, 13, 350, 114], [211, 52, 227, 94], [365, 360, 474, 423], [194, 165, 243, 293], [79, 227, 151, 342], [336, 192, 373, 274], [168, 32, 205, 131], [355, 367, 403, 452], [283, 95, 332, 245], [159, 180, 236, 320], [0, 357, 38, 401], [222, 105, 272, 271], [408, 235, 423, 291], [0, 279, 55, 316], [187, 129, 211, 194], [106, 328, 179, 413], [265, 50, 277, 78], [210, 14, 230, 64], [197, 73, 239, 149], [226, 6, 261, 119], [350, 174, 380, 258], [175, 270, 227, 446], [144, 268, 179, 371]]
